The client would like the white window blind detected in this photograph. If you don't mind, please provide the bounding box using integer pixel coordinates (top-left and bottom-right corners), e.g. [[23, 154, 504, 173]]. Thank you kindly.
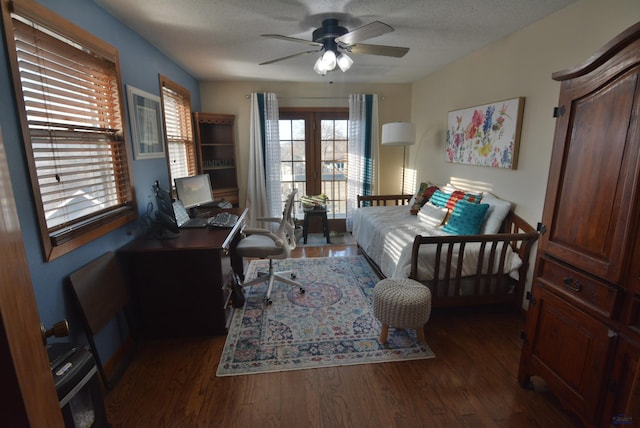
[[7, 8, 135, 252], [161, 77, 195, 186]]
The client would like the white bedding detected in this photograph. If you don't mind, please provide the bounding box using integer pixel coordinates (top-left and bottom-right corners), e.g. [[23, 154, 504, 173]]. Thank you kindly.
[[352, 205, 522, 281]]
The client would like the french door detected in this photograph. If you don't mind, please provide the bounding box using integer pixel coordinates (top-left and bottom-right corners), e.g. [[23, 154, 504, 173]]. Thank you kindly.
[[279, 108, 348, 231]]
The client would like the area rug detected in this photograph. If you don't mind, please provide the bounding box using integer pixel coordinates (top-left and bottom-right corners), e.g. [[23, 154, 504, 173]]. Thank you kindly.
[[216, 256, 435, 376], [298, 232, 357, 247]]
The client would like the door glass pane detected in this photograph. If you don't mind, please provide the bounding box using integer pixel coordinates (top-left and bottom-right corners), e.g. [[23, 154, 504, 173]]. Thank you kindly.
[[279, 119, 306, 215], [292, 140, 305, 161], [321, 119, 348, 219]]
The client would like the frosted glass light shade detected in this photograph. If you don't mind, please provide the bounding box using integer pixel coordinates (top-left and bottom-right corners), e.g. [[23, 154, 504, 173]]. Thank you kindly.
[[313, 56, 328, 75], [337, 53, 353, 72], [320, 49, 337, 70], [381, 122, 415, 146]]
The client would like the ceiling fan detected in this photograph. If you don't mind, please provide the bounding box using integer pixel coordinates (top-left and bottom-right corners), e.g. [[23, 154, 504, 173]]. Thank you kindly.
[[260, 18, 409, 75]]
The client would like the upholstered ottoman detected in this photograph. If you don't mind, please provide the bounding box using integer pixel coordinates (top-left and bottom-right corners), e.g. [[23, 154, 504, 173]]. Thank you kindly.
[[373, 278, 432, 343]]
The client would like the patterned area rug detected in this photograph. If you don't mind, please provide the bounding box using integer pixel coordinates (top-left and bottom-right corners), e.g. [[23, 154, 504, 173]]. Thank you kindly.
[[216, 256, 435, 376], [297, 232, 357, 247]]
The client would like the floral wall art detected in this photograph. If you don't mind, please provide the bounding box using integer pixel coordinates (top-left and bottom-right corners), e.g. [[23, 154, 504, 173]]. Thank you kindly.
[[446, 97, 525, 169]]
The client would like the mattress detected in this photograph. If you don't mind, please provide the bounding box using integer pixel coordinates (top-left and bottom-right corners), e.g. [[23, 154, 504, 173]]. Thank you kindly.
[[352, 205, 522, 281]]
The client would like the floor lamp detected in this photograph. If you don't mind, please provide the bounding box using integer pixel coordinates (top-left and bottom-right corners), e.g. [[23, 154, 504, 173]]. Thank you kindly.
[[381, 122, 416, 194]]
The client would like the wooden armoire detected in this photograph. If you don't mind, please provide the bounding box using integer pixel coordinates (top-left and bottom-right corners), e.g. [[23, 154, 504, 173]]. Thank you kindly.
[[518, 22, 640, 427]]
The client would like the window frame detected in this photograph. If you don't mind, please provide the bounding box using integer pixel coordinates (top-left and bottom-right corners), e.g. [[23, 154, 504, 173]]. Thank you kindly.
[[1, 0, 137, 261], [159, 75, 196, 193]]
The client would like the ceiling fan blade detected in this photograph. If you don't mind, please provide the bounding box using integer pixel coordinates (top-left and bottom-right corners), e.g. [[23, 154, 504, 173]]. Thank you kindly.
[[347, 43, 409, 58], [261, 34, 323, 47], [259, 49, 321, 65], [335, 21, 394, 45]]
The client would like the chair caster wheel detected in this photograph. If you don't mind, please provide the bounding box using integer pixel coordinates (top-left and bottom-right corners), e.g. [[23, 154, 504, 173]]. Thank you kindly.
[[291, 273, 297, 280], [300, 288, 305, 294], [266, 299, 273, 305]]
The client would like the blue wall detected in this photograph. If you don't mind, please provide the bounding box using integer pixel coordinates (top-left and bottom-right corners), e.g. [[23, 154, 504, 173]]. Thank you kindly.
[[0, 0, 200, 358]]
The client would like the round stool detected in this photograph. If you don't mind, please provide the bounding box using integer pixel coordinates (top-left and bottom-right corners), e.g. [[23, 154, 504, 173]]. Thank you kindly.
[[373, 278, 432, 344]]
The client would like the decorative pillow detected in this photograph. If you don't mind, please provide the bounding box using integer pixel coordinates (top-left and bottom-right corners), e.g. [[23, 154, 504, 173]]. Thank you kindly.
[[408, 182, 429, 212], [417, 201, 449, 227], [422, 185, 439, 202], [463, 192, 482, 203], [409, 182, 439, 214], [429, 189, 451, 208], [445, 190, 467, 209], [442, 200, 490, 235], [409, 182, 430, 206], [437, 183, 482, 209], [479, 192, 513, 234]]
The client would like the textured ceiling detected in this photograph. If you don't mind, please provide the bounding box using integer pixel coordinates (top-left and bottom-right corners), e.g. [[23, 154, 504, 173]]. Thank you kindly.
[[95, 0, 576, 84]]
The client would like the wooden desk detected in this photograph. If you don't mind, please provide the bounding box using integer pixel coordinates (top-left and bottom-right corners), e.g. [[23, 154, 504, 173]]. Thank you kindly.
[[120, 208, 246, 338]]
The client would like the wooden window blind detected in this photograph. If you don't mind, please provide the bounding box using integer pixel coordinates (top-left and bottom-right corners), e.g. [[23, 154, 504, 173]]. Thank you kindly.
[[3, 1, 136, 260], [160, 76, 195, 188]]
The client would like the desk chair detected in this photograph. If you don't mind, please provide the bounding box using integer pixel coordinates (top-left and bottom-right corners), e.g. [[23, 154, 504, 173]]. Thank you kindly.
[[235, 189, 306, 304]]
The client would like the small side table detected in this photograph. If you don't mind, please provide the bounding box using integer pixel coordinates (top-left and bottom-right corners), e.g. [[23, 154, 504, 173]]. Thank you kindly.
[[303, 209, 330, 244]]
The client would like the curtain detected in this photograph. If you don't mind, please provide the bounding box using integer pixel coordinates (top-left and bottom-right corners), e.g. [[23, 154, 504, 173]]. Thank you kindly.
[[346, 94, 379, 232], [247, 93, 281, 227], [262, 93, 282, 218]]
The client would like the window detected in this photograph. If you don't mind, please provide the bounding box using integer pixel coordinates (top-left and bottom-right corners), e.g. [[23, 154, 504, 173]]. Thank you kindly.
[[2, 0, 136, 260], [159, 75, 195, 190], [279, 109, 348, 222]]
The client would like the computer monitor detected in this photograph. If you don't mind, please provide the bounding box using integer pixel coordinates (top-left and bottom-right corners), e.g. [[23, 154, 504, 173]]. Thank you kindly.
[[153, 182, 179, 234], [174, 174, 214, 209]]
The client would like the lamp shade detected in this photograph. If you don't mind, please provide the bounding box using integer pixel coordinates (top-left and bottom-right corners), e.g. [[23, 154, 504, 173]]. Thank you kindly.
[[381, 122, 415, 146], [337, 53, 353, 72]]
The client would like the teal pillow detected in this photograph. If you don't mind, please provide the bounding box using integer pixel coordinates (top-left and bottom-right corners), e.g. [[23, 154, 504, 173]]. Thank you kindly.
[[429, 189, 451, 208], [443, 200, 490, 235]]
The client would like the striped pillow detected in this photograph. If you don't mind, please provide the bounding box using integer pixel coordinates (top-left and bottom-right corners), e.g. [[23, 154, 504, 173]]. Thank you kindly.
[[429, 189, 451, 208], [445, 190, 466, 209]]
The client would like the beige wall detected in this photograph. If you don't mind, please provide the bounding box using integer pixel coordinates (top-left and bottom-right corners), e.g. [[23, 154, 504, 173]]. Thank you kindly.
[[410, 0, 640, 227], [199, 81, 411, 206]]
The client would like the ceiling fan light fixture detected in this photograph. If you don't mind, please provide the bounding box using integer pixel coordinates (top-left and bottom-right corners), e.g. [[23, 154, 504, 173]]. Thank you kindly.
[[313, 55, 328, 75], [260, 18, 409, 75], [320, 49, 337, 70], [337, 52, 353, 72]]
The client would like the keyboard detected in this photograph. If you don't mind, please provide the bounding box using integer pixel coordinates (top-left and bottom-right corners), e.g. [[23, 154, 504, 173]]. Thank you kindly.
[[208, 212, 238, 228]]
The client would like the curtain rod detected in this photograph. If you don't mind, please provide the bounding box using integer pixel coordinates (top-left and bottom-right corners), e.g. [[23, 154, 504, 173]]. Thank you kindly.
[[244, 94, 384, 100]]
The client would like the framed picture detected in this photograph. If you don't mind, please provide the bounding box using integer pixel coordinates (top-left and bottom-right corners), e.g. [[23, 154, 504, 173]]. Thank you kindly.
[[127, 85, 165, 160], [446, 97, 525, 169]]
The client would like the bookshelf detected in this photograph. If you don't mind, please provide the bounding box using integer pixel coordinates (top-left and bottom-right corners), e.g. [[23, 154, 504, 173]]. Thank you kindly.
[[193, 112, 238, 206]]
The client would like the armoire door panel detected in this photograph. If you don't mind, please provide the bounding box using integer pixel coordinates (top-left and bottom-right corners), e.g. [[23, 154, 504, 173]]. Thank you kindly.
[[601, 337, 640, 427], [542, 70, 640, 283], [626, 219, 640, 295], [529, 289, 613, 422]]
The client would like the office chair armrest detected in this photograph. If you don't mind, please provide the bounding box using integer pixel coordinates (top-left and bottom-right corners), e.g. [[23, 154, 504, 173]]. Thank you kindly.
[[242, 228, 284, 247]]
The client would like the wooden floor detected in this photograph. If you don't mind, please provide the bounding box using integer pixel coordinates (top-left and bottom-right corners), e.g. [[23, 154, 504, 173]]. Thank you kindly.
[[104, 243, 582, 427]]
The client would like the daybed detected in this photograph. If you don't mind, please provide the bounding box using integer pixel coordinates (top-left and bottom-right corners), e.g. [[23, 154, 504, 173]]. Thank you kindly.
[[353, 187, 538, 309]]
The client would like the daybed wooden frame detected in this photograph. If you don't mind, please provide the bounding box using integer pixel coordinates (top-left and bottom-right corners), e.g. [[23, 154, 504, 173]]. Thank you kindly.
[[356, 194, 539, 309]]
